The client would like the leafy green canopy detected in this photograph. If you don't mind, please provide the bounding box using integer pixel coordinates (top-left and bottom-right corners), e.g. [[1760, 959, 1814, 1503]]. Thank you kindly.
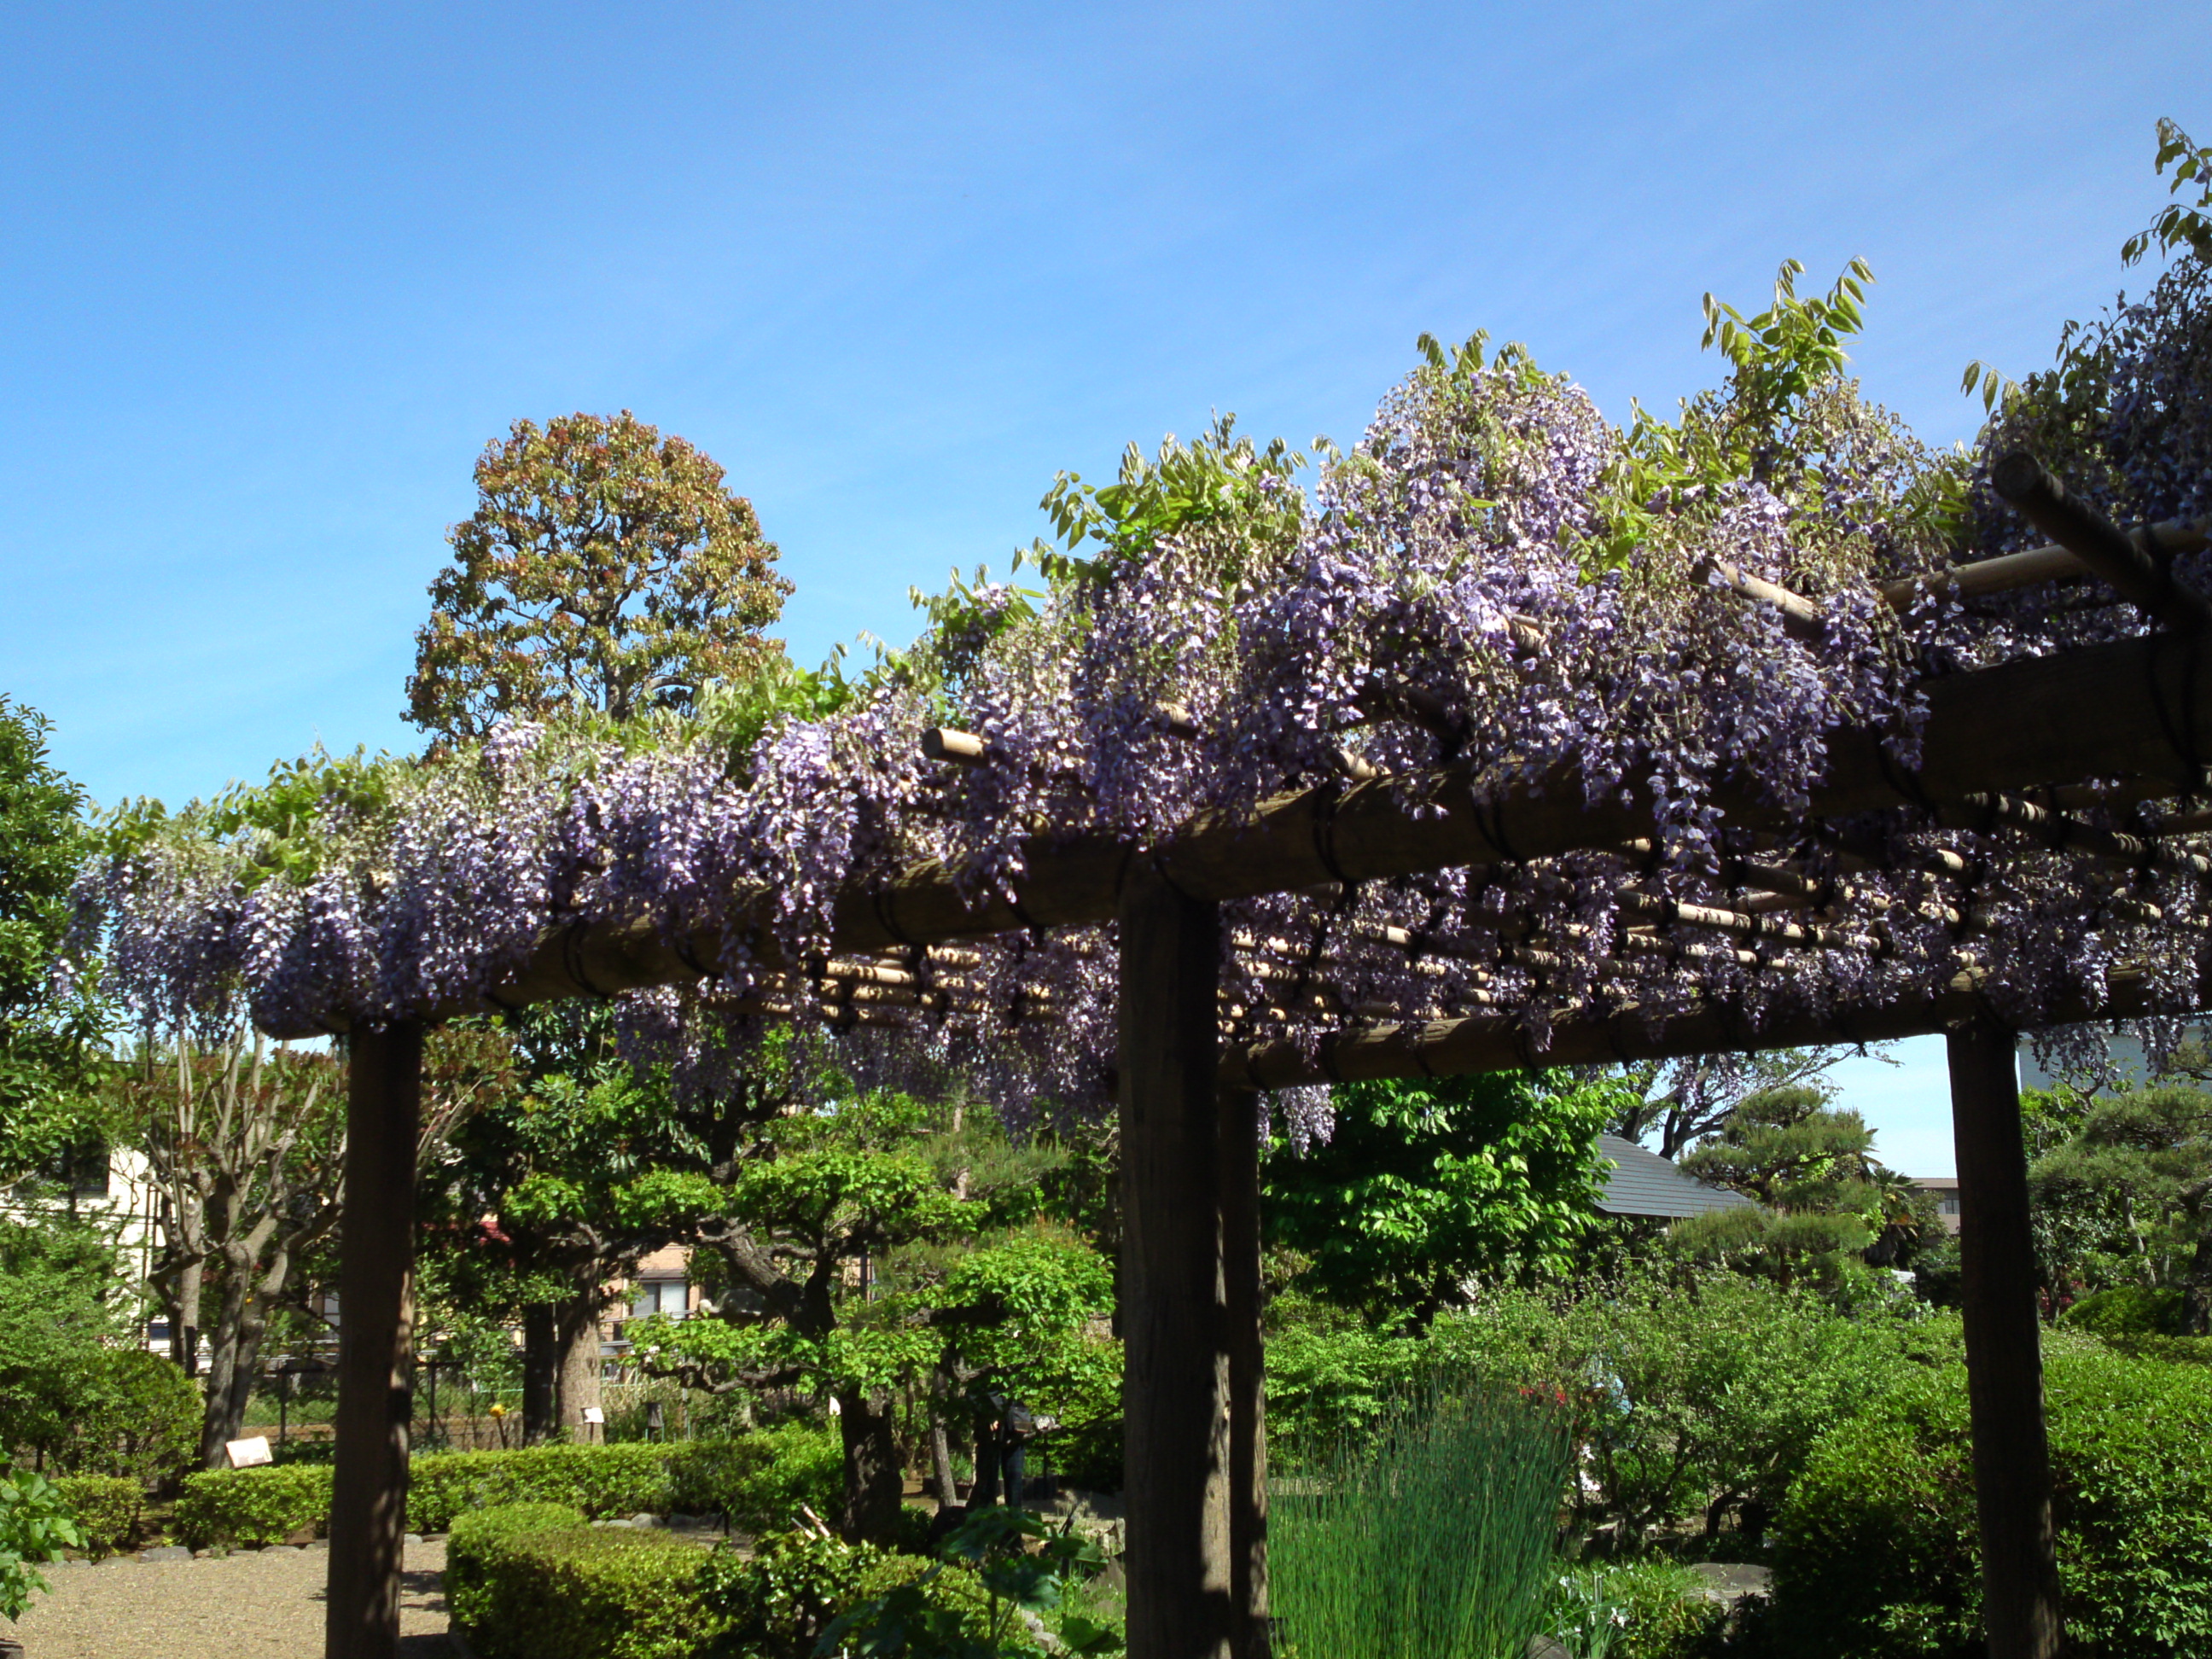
[[405, 410, 794, 741], [0, 696, 103, 1180], [1264, 1070, 1625, 1324]]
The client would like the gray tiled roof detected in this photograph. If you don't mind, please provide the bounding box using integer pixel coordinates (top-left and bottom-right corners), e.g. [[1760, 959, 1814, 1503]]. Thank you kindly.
[[1593, 1134, 1758, 1219]]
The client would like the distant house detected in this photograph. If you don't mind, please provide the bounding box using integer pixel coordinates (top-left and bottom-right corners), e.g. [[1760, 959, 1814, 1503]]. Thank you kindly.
[[1912, 1176, 1963, 1235], [1593, 1134, 1757, 1220]]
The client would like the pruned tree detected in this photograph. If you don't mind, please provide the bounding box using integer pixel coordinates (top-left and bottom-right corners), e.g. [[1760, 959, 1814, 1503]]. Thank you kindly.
[[124, 1025, 511, 1465], [405, 410, 792, 740], [1605, 1048, 1866, 1161]]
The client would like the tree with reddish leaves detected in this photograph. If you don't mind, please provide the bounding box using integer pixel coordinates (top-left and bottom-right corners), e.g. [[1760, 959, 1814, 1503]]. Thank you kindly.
[[405, 410, 792, 741]]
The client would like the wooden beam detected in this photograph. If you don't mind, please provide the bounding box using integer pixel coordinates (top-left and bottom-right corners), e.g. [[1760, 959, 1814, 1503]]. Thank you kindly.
[[1875, 513, 2212, 610], [1220, 965, 2177, 1090], [1701, 556, 1826, 642], [1118, 864, 1233, 1659], [326, 1022, 422, 1659], [267, 626, 2212, 1039], [1946, 1017, 2066, 1659], [1992, 452, 2212, 633]]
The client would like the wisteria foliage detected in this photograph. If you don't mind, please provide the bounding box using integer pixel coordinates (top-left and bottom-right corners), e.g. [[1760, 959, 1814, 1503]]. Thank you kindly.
[[71, 261, 2212, 1138]]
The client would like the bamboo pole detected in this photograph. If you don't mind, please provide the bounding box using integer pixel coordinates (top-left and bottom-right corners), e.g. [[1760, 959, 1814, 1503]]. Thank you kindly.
[[326, 1022, 422, 1659], [1946, 1017, 2066, 1659], [1877, 514, 2211, 609], [1118, 864, 1233, 1659], [1993, 452, 2212, 633]]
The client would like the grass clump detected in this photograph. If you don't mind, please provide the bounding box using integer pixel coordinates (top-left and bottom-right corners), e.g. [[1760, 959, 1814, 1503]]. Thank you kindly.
[[1270, 1382, 1570, 1659]]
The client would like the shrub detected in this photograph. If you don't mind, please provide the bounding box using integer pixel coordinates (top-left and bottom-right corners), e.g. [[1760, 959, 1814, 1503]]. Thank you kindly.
[[1429, 1272, 1941, 1545], [49, 1349, 201, 1482], [714, 1422, 841, 1535], [1547, 1558, 1728, 1659], [457, 1522, 718, 1659], [2064, 1286, 2186, 1338], [830, 1550, 1040, 1656], [445, 1501, 586, 1639], [1039, 1411, 1122, 1493], [1270, 1385, 1570, 1659], [1770, 1341, 2212, 1657], [53, 1474, 138, 1557], [701, 1528, 888, 1659], [406, 1442, 676, 1532], [173, 1464, 333, 1549], [0, 1468, 84, 1622]]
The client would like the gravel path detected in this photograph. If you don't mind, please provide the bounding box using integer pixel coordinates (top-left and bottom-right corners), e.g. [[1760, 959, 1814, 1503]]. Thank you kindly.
[[9, 1539, 456, 1659]]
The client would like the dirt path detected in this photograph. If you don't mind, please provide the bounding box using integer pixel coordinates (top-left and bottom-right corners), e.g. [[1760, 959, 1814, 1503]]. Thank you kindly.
[[9, 1538, 455, 1659]]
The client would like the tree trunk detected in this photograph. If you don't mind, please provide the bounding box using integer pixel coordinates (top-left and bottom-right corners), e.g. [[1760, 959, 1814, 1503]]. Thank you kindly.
[[1947, 1019, 2065, 1659], [198, 1272, 253, 1469], [928, 1415, 959, 1508], [521, 1303, 557, 1445], [172, 1256, 203, 1379], [837, 1388, 906, 1545], [2182, 1226, 2212, 1337], [1118, 864, 1233, 1659], [555, 1294, 604, 1440]]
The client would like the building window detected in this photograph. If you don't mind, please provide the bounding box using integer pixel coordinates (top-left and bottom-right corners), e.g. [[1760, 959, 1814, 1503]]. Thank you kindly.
[[1940, 1197, 1960, 1215], [632, 1280, 688, 1320]]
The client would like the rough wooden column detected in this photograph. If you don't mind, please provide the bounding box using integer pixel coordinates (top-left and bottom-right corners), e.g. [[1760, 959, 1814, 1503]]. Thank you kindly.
[[1118, 864, 1232, 1659], [327, 1022, 422, 1659], [1218, 1086, 1269, 1659], [1947, 1017, 2065, 1659]]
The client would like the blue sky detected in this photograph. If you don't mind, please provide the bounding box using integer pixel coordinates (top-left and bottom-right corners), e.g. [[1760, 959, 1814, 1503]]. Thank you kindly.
[[6, 3, 2206, 1171]]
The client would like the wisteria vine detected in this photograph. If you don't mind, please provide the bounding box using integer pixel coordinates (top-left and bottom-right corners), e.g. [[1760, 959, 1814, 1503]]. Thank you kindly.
[[71, 258, 2212, 1138]]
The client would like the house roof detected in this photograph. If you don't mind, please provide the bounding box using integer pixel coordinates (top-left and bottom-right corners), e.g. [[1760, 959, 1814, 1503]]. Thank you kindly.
[[1594, 1134, 1759, 1219]]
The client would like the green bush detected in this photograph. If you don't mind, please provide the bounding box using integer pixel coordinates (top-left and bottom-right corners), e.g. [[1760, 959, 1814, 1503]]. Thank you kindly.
[[406, 1442, 677, 1532], [1771, 1341, 2212, 1657], [2064, 1285, 2186, 1338], [177, 1430, 840, 1551], [701, 1528, 889, 1659], [835, 1551, 1037, 1655], [0, 1468, 84, 1622], [49, 1349, 201, 1482], [53, 1474, 138, 1557], [1424, 1272, 1942, 1546], [1548, 1558, 1727, 1659], [1039, 1412, 1122, 1493], [714, 1422, 841, 1535], [457, 1522, 718, 1659], [445, 1501, 587, 1639], [173, 1464, 334, 1549]]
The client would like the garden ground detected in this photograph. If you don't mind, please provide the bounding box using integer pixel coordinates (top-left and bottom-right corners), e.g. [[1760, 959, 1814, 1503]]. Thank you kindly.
[[11, 1537, 455, 1658]]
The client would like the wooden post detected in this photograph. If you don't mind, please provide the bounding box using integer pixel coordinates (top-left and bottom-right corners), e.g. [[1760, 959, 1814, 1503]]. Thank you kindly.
[[327, 1022, 422, 1659], [1218, 1087, 1269, 1659], [1947, 1017, 2065, 1659], [1118, 864, 1232, 1659]]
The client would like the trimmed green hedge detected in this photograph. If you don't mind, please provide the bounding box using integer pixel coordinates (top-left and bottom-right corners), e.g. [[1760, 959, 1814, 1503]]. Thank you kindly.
[[683, 1423, 841, 1534], [406, 1443, 676, 1533], [1771, 1341, 2212, 1657], [174, 1430, 847, 1549], [174, 1464, 334, 1549], [445, 1502, 587, 1639], [54, 1474, 140, 1558], [449, 1511, 719, 1659]]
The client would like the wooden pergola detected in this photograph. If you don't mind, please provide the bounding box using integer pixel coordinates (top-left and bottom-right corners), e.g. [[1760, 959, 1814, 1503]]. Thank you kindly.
[[318, 460, 2212, 1659]]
